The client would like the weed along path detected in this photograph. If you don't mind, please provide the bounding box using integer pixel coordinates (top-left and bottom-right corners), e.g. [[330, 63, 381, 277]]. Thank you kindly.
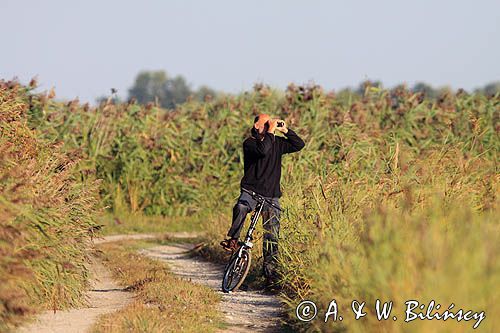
[[18, 233, 284, 333], [143, 243, 284, 332]]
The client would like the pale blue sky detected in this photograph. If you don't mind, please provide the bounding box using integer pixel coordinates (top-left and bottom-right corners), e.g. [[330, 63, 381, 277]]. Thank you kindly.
[[1, 0, 499, 102]]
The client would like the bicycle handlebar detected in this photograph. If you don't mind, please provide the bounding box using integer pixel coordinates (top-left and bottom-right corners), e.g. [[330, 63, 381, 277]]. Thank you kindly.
[[241, 187, 282, 211]]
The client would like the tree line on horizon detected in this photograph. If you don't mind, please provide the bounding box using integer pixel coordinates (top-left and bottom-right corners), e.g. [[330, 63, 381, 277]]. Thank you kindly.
[[123, 70, 500, 108], [126, 70, 216, 109]]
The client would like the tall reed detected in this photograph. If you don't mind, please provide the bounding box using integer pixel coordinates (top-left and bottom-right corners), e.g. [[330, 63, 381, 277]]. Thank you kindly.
[[23, 80, 500, 331], [0, 80, 100, 330]]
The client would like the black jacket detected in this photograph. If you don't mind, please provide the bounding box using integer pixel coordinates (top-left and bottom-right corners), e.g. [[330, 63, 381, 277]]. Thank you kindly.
[[240, 128, 305, 197]]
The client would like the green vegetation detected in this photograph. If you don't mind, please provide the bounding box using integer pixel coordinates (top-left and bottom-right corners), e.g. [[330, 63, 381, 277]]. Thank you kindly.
[[2, 76, 498, 331], [98, 213, 204, 236], [0, 81, 100, 330], [92, 240, 222, 333]]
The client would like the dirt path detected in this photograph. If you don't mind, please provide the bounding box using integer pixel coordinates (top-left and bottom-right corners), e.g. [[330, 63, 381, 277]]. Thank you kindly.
[[17, 233, 284, 333], [143, 243, 284, 332], [17, 260, 133, 333], [16, 234, 160, 333]]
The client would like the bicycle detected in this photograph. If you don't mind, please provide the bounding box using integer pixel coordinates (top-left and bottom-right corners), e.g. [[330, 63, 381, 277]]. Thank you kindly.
[[221, 187, 282, 293]]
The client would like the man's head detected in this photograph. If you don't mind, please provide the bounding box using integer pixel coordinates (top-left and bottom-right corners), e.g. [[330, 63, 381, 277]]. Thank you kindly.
[[253, 114, 271, 134]]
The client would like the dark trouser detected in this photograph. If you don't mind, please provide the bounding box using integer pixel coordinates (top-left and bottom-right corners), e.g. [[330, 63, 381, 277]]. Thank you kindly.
[[226, 190, 280, 281]]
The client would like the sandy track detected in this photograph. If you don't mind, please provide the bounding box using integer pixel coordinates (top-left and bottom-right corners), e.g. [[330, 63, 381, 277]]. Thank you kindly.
[[16, 234, 164, 333], [143, 244, 284, 332], [17, 261, 133, 333], [17, 233, 284, 333]]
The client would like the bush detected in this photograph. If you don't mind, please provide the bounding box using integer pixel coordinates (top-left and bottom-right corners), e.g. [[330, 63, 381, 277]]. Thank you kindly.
[[0, 81, 100, 329]]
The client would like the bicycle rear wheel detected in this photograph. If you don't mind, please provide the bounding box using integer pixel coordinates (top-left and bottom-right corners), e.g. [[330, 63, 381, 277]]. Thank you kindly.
[[221, 249, 252, 293]]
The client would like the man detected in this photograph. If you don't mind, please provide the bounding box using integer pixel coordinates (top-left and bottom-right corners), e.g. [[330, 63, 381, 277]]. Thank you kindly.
[[220, 113, 305, 287]]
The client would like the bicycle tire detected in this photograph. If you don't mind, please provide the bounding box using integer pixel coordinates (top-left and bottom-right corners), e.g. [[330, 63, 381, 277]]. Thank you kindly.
[[221, 249, 252, 293]]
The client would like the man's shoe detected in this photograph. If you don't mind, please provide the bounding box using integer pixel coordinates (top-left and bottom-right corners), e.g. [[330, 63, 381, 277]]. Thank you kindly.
[[219, 238, 239, 252]]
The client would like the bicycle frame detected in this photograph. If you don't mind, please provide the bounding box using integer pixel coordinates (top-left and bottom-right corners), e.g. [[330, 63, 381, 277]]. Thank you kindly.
[[229, 200, 263, 272], [238, 188, 281, 252], [242, 200, 265, 248], [222, 188, 282, 292]]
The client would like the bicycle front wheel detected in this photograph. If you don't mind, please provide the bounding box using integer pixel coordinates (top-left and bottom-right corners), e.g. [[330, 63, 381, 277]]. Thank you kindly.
[[221, 249, 252, 293]]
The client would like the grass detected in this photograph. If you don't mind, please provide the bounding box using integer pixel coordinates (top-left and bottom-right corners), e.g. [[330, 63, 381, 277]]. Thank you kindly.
[[92, 240, 223, 333], [98, 213, 205, 236]]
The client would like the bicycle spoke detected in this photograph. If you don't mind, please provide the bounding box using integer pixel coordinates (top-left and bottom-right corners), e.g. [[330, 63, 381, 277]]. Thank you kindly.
[[222, 250, 251, 292]]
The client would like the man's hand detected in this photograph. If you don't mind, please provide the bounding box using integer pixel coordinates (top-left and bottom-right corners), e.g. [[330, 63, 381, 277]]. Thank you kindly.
[[275, 119, 288, 134], [267, 119, 278, 134]]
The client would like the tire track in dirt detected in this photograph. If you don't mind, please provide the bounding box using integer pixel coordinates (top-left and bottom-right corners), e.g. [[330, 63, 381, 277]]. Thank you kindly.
[[17, 233, 284, 333], [16, 234, 158, 333], [17, 260, 133, 333], [143, 243, 285, 333]]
